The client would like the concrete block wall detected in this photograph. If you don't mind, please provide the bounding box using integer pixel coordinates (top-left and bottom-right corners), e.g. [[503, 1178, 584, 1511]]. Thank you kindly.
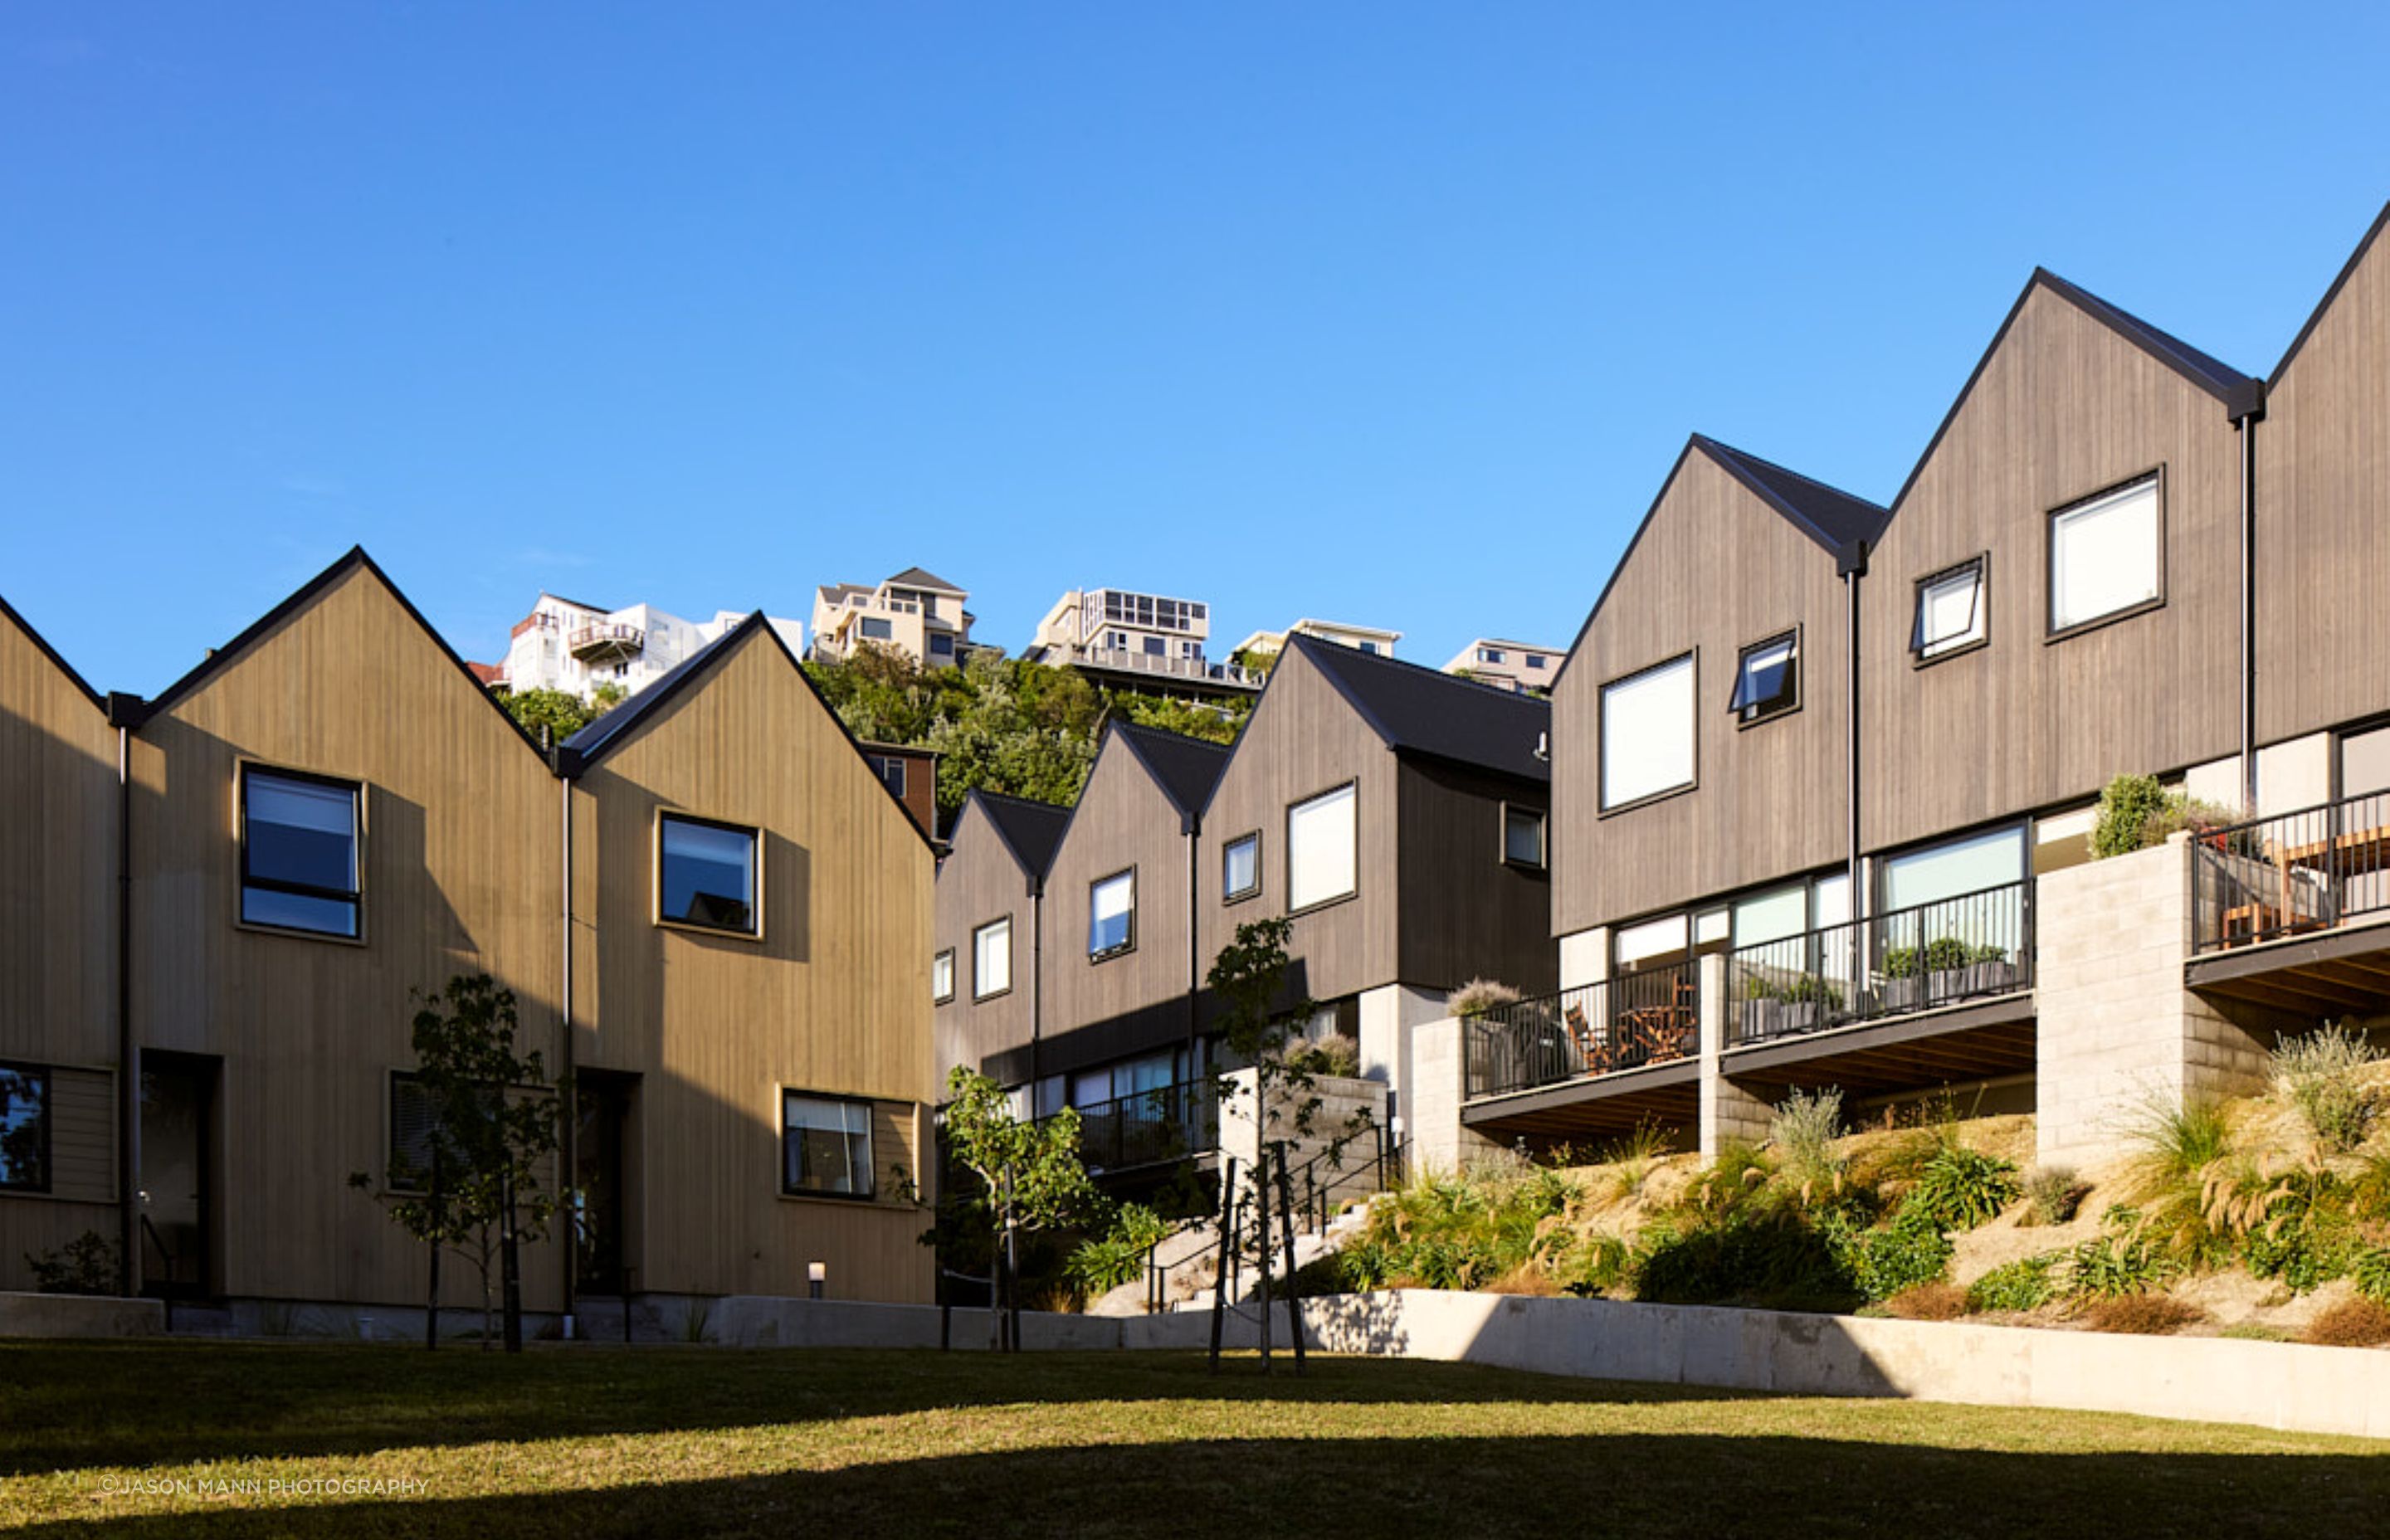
[[1356, 981, 1449, 1128], [1696, 953, 1772, 1157], [1402, 1015, 1502, 1172], [2034, 834, 2270, 1167]]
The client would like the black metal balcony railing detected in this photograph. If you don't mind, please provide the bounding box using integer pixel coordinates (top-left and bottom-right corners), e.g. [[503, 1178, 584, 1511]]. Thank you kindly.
[[1726, 880, 2033, 1047], [1061, 1079, 1218, 1172], [1461, 962, 1698, 1100], [2192, 791, 2390, 955], [568, 622, 646, 659]]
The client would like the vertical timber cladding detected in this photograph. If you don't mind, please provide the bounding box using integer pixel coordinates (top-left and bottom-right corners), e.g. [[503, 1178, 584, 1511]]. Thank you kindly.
[[2258, 208, 2390, 746], [1033, 727, 1223, 1080], [1196, 645, 1399, 1010], [1863, 277, 2247, 853], [1550, 446, 1861, 937], [126, 555, 565, 1309], [571, 623, 935, 1304], [0, 598, 121, 1289], [932, 796, 1050, 1084]]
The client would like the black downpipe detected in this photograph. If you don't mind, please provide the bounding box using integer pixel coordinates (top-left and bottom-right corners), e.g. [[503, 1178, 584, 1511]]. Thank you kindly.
[[1840, 545, 1867, 977], [2239, 408, 2261, 813], [557, 761, 576, 1333], [114, 719, 135, 1298]]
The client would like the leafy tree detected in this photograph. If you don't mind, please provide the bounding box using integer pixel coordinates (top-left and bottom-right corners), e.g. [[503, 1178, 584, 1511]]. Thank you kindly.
[[927, 1067, 1100, 1346], [1114, 691, 1249, 746], [499, 686, 616, 744], [349, 974, 565, 1351]]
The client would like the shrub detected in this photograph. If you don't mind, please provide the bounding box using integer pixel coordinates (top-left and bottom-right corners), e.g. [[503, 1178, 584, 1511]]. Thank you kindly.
[[1285, 1031, 1362, 1079], [1768, 1088, 1845, 1196], [1635, 1209, 1858, 1313], [1830, 1207, 1953, 1303], [2128, 1093, 2231, 1192], [2064, 1207, 2178, 1298], [2078, 1294, 2204, 1335], [2353, 1247, 2390, 1304], [1065, 1203, 1174, 1297], [1449, 978, 1521, 1019], [1905, 1145, 2021, 1232], [1597, 1120, 1672, 1201], [2301, 1298, 2390, 1348], [2021, 1164, 2085, 1226], [23, 1231, 118, 1296], [2092, 774, 2173, 859], [2270, 1022, 2383, 1154], [1967, 1254, 2061, 1313], [1884, 1281, 1968, 1321], [1881, 938, 1973, 979], [1549, 1231, 1635, 1297]]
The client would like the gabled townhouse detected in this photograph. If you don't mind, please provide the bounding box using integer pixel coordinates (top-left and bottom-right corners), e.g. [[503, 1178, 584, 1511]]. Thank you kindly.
[[121, 550, 568, 1313], [0, 596, 124, 1294], [557, 615, 938, 1306], [1196, 635, 1557, 1127], [1507, 438, 1885, 1147], [933, 790, 1071, 1089]]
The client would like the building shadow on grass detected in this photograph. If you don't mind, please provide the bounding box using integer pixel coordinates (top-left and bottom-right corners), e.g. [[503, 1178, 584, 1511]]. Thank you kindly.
[[16, 1431, 2390, 1540], [0, 1343, 1734, 1476]]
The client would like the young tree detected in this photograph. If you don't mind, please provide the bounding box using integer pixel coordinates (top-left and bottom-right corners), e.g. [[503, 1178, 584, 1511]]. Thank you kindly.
[[497, 686, 620, 745], [349, 974, 566, 1352], [928, 1067, 1099, 1347]]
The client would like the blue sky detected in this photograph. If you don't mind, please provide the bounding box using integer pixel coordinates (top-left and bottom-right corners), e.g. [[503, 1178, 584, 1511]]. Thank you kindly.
[[4, 3, 2387, 695]]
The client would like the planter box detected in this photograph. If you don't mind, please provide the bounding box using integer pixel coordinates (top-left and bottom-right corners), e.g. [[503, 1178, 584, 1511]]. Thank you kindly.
[[1877, 977, 1925, 1016]]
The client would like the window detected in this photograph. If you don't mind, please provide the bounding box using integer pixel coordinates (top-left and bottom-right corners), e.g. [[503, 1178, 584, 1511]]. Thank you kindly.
[[658, 814, 759, 934], [1222, 832, 1261, 901], [1358, 641, 1380, 655], [1501, 805, 1546, 868], [1913, 558, 1988, 660], [860, 616, 893, 641], [929, 633, 955, 657], [386, 1071, 498, 1194], [0, 1062, 50, 1192], [2343, 726, 2390, 798], [2049, 475, 2161, 635], [240, 766, 362, 938], [1526, 655, 1546, 670], [932, 949, 955, 1004], [783, 1092, 873, 1198], [1287, 783, 1358, 911], [871, 755, 908, 797], [1613, 913, 1689, 973], [1599, 654, 1695, 811], [1729, 632, 1799, 724], [1143, 636, 1165, 656], [973, 916, 1012, 998], [1881, 826, 2026, 912], [1731, 885, 1808, 948], [1089, 869, 1135, 959], [1479, 647, 1505, 664]]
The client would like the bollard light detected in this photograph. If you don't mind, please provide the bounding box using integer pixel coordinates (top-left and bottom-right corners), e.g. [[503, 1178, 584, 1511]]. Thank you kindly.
[[807, 1260, 827, 1301]]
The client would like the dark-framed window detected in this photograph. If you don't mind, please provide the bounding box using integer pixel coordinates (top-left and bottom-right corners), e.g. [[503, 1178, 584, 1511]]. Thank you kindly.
[[871, 755, 908, 797], [1286, 782, 1358, 912], [1089, 867, 1136, 960], [2047, 472, 2163, 637], [657, 812, 760, 935], [0, 1061, 51, 1192], [783, 1090, 874, 1198], [1729, 631, 1799, 725], [1222, 831, 1262, 903], [929, 632, 955, 657], [1501, 804, 1547, 869], [239, 764, 363, 938], [973, 915, 1012, 999], [860, 616, 894, 641], [1526, 655, 1547, 670], [385, 1070, 499, 1196], [932, 948, 956, 1005], [1599, 652, 1696, 812], [1912, 555, 1988, 662]]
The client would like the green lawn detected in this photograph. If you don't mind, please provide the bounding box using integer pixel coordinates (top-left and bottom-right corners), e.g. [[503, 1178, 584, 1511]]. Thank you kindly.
[[1, 1342, 2383, 1538]]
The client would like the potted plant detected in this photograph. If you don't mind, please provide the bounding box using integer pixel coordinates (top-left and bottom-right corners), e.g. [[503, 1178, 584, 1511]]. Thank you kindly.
[[1737, 975, 1785, 1043], [1776, 972, 1843, 1036], [1878, 944, 1924, 1015], [1917, 936, 1975, 1004], [1963, 940, 2020, 997]]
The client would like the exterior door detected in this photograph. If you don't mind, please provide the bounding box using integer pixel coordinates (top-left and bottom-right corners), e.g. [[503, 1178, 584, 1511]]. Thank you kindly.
[[138, 1055, 215, 1299], [573, 1075, 634, 1295]]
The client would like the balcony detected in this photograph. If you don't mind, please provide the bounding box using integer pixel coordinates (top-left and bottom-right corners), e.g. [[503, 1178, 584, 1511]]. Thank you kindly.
[[2188, 791, 2390, 1014], [1462, 963, 1698, 1101], [1726, 880, 2034, 1047], [1054, 1079, 1217, 1173], [568, 622, 646, 665], [1072, 646, 1265, 693]]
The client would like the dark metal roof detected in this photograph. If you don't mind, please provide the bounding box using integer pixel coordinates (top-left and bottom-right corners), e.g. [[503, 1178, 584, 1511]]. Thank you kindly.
[[885, 566, 964, 594], [1691, 436, 1889, 563], [1110, 720, 1232, 822], [1289, 633, 1550, 783], [972, 790, 1072, 880]]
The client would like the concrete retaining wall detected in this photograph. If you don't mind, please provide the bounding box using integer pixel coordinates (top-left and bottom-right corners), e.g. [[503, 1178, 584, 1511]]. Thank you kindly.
[[0, 1291, 163, 1338]]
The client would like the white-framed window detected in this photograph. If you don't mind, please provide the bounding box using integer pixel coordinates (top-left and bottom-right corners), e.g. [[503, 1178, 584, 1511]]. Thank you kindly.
[[239, 765, 363, 938], [860, 616, 894, 641], [1729, 632, 1798, 724], [1479, 647, 1505, 664], [1286, 783, 1358, 911], [871, 755, 907, 797], [2049, 475, 2161, 635], [932, 948, 955, 1005], [1222, 831, 1261, 901], [1599, 654, 1695, 811], [973, 916, 1012, 998], [1089, 869, 1135, 958], [1501, 805, 1546, 868], [782, 1092, 873, 1198], [1913, 557, 1988, 660], [658, 813, 760, 935]]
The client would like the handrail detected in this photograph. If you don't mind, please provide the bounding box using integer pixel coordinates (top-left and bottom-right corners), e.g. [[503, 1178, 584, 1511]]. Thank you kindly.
[[1041, 1078, 1217, 1172], [1144, 1128, 1407, 1314], [2191, 788, 2390, 953], [1461, 960, 1698, 1101], [1725, 878, 2033, 1046]]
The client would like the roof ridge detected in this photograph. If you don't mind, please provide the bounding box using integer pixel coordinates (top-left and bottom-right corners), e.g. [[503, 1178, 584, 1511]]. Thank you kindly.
[[0, 588, 106, 712]]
